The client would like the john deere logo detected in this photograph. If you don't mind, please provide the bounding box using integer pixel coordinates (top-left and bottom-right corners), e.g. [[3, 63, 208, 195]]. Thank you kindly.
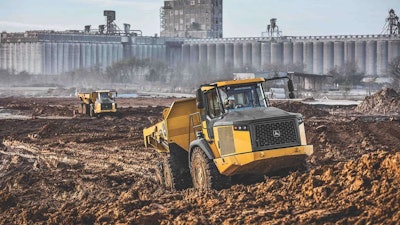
[[273, 130, 281, 138]]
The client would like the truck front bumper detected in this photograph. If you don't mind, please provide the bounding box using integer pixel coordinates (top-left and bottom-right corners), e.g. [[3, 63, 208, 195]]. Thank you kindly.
[[214, 145, 313, 176]]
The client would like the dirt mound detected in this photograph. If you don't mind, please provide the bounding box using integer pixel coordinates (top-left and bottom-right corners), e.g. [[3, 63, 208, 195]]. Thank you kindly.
[[272, 101, 330, 118], [355, 88, 400, 114]]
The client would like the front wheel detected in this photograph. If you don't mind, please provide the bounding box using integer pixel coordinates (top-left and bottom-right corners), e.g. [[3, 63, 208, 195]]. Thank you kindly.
[[190, 147, 231, 191]]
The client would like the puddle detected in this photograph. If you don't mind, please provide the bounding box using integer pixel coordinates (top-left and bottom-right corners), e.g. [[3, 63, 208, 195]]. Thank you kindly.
[[0, 108, 30, 119], [0, 107, 75, 120]]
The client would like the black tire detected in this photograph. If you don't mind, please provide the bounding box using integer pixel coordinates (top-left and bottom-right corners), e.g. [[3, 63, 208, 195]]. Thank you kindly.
[[162, 150, 192, 191], [78, 103, 83, 114], [89, 104, 95, 117], [82, 104, 88, 115], [190, 147, 231, 191]]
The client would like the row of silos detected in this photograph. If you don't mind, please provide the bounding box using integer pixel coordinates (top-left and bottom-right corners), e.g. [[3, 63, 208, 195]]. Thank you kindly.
[[1, 35, 400, 76], [40, 42, 123, 75], [182, 38, 400, 76], [0, 37, 167, 75], [0, 42, 42, 74], [125, 44, 166, 61], [0, 41, 124, 75]]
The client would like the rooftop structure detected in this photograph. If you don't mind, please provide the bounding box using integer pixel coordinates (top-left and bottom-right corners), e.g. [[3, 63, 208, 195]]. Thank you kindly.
[[385, 9, 400, 35], [160, 0, 223, 38]]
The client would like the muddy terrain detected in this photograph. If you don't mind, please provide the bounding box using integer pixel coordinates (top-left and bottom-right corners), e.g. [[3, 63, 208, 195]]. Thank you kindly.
[[0, 93, 399, 224]]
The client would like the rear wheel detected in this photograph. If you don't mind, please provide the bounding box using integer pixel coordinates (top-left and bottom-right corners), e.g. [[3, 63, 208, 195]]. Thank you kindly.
[[89, 104, 95, 117], [81, 104, 89, 115], [160, 150, 192, 191], [190, 147, 231, 191], [78, 103, 83, 114]]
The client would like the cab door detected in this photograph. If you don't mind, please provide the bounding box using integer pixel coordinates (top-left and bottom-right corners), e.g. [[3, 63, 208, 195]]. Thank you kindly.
[[203, 88, 223, 140]]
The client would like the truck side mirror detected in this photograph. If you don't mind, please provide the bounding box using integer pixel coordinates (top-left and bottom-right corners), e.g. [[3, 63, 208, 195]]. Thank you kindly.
[[196, 88, 204, 109], [288, 79, 295, 99]]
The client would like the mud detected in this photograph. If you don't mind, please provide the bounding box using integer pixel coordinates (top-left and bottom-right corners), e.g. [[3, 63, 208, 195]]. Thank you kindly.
[[0, 96, 399, 224]]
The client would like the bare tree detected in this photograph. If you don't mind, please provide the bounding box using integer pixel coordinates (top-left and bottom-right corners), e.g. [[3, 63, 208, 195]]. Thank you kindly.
[[328, 61, 363, 88]]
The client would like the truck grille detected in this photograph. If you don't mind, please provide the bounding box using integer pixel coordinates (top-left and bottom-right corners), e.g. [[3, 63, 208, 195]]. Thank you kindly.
[[101, 103, 113, 110], [251, 118, 300, 151]]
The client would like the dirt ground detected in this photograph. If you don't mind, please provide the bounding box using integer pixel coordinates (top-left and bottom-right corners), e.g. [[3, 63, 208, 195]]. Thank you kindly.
[[0, 94, 399, 225]]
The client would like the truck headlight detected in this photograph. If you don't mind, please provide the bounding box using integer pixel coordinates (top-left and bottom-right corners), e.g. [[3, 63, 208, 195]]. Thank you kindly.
[[233, 124, 249, 131], [297, 115, 303, 125]]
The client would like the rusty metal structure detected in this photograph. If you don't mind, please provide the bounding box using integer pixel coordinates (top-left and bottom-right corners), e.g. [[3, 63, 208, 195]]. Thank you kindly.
[[385, 9, 400, 35], [263, 18, 281, 38], [82, 10, 142, 36]]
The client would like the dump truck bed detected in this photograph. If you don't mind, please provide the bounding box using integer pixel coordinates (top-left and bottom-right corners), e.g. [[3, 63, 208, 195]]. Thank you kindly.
[[78, 93, 94, 104], [143, 97, 200, 152]]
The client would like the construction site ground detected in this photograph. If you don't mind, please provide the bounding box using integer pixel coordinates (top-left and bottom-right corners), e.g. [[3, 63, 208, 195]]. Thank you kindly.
[[0, 93, 399, 224]]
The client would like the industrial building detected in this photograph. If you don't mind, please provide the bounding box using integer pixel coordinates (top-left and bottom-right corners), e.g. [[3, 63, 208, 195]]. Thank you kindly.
[[0, 6, 400, 84], [160, 0, 223, 38], [1, 31, 399, 78]]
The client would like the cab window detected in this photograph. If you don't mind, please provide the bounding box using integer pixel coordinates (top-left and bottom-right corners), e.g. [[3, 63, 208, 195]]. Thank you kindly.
[[219, 83, 266, 111], [205, 89, 222, 118]]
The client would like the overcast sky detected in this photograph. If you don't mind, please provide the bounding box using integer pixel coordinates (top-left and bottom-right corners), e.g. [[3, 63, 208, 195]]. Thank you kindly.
[[0, 0, 398, 37]]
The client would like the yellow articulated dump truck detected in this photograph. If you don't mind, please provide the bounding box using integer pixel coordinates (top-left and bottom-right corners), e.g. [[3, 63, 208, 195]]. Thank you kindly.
[[143, 77, 313, 190], [77, 90, 117, 117]]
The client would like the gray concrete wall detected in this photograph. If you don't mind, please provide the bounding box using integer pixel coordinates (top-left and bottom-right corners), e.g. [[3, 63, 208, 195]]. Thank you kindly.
[[1, 33, 399, 78], [0, 35, 170, 75]]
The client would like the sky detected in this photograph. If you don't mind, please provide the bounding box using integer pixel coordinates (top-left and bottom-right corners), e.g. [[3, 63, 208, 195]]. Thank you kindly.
[[0, 0, 398, 37]]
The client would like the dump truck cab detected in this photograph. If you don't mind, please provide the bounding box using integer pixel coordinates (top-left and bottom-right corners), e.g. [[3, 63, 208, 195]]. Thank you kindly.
[[143, 77, 313, 190], [194, 78, 312, 178]]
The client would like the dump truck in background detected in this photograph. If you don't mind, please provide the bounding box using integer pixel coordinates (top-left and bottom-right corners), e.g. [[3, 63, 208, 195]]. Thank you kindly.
[[77, 90, 117, 117], [143, 77, 313, 191]]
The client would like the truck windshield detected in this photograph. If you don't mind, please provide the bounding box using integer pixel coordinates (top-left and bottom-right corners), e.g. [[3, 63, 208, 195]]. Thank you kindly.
[[98, 92, 113, 103], [100, 92, 111, 99], [219, 83, 267, 112]]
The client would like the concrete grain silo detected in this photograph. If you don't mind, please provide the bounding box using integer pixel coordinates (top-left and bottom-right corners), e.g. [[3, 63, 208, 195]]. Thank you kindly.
[[313, 41, 323, 74], [207, 43, 216, 68], [334, 41, 345, 71], [345, 41, 355, 65], [271, 42, 283, 66], [283, 42, 293, 66], [225, 43, 234, 68], [234, 43, 243, 68], [293, 41, 304, 65], [388, 40, 400, 61], [323, 41, 334, 74], [366, 40, 377, 76], [199, 43, 208, 65], [190, 44, 200, 64], [261, 42, 271, 69], [243, 42, 252, 69], [252, 42, 261, 70], [182, 44, 191, 66], [377, 40, 388, 76], [304, 42, 313, 73], [355, 40, 366, 74], [216, 43, 225, 71]]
